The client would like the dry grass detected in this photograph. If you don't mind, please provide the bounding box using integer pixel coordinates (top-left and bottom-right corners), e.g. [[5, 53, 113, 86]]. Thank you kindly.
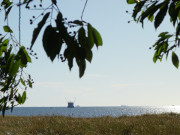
[[0, 113, 180, 135]]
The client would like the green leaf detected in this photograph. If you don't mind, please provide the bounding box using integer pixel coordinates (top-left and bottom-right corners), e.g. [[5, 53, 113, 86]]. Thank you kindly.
[[72, 20, 83, 25], [64, 47, 74, 70], [9, 60, 20, 77], [0, 36, 5, 43], [157, 45, 163, 56], [67, 56, 74, 71], [140, 2, 161, 27], [21, 47, 31, 63], [148, 15, 154, 22], [28, 80, 32, 88], [21, 91, 26, 104], [127, 0, 136, 4], [30, 12, 50, 49], [1, 0, 12, 9], [78, 27, 86, 45], [88, 24, 94, 48], [78, 27, 90, 48], [3, 25, 13, 33], [42, 25, 63, 61], [76, 59, 86, 78], [23, 0, 27, 3], [20, 78, 25, 86], [86, 49, 93, 63], [178, 12, 180, 21], [154, 3, 168, 29], [10, 88, 13, 100], [158, 32, 168, 38], [16, 94, 22, 104], [153, 51, 158, 63], [7, 54, 15, 75], [92, 27, 103, 47], [162, 42, 168, 53], [2, 39, 9, 46], [176, 22, 180, 38], [5, 45, 12, 62], [78, 27, 93, 62], [132, 1, 146, 20], [168, 1, 179, 26], [56, 12, 63, 24], [17, 46, 31, 66], [5, 6, 12, 21], [77, 47, 86, 60], [176, 1, 180, 9], [172, 51, 179, 69], [0, 42, 7, 56]]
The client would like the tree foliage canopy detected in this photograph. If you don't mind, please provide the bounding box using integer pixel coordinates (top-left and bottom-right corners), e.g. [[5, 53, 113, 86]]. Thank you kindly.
[[127, 0, 180, 68], [0, 0, 180, 116], [0, 0, 102, 116]]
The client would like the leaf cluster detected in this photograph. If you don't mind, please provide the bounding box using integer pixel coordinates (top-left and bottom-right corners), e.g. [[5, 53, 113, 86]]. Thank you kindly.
[[0, 0, 103, 116], [0, 0, 37, 116], [30, 3, 103, 78], [127, 0, 180, 68], [0, 38, 32, 117]]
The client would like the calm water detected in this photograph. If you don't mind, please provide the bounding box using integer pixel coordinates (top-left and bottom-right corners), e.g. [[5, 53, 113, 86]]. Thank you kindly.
[[2, 106, 180, 117]]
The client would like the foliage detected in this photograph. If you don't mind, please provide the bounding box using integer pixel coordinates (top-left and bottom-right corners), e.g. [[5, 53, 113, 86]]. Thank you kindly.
[[0, 37, 32, 116], [127, 0, 180, 68], [1, 0, 179, 116], [0, 0, 103, 116]]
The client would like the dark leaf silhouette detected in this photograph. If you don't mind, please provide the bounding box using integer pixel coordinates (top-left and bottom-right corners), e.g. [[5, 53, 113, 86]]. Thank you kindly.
[[172, 51, 179, 68], [30, 12, 50, 49]]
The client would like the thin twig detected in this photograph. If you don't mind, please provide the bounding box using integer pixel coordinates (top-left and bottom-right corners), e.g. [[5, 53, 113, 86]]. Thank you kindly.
[[29, 8, 52, 10], [50, 4, 54, 25], [32, 5, 52, 23], [81, 0, 88, 20], [19, 0, 21, 45]]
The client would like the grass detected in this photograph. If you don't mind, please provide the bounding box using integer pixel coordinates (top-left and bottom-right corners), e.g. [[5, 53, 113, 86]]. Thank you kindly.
[[0, 113, 180, 135]]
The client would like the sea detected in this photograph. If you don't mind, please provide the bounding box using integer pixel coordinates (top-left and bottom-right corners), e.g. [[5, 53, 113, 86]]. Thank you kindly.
[[1, 106, 180, 117]]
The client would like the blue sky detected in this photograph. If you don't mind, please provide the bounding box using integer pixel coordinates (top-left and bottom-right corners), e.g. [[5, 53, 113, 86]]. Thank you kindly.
[[4, 0, 180, 106]]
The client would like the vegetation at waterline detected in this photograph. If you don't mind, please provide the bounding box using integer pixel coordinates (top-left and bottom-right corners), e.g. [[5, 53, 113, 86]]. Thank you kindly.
[[0, 113, 180, 135]]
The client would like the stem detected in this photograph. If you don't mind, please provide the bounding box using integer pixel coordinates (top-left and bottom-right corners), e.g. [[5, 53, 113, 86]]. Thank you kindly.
[[81, 0, 88, 20], [19, 0, 21, 46]]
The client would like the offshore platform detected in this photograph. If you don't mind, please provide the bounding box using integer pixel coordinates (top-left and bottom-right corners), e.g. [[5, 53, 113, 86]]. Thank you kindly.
[[66, 98, 76, 108], [67, 102, 74, 108]]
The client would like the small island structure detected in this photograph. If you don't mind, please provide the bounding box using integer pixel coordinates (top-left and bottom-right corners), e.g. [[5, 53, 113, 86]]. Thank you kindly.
[[67, 102, 74, 108], [66, 98, 76, 108]]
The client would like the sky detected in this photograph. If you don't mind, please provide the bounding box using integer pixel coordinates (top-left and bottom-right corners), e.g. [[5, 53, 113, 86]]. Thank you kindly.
[[3, 0, 180, 107]]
